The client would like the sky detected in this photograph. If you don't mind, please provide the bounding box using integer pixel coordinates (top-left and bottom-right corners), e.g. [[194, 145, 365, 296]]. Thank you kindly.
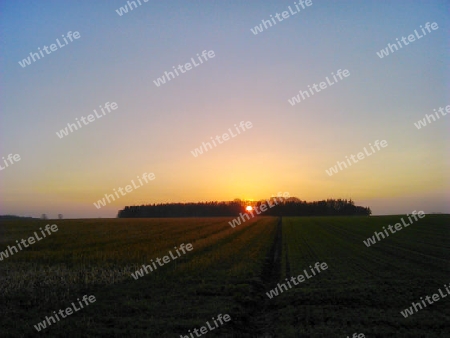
[[1, 0, 449, 218]]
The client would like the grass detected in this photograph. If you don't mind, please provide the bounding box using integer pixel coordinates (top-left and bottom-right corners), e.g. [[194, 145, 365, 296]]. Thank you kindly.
[[275, 215, 450, 337], [0, 217, 277, 337], [0, 215, 449, 337]]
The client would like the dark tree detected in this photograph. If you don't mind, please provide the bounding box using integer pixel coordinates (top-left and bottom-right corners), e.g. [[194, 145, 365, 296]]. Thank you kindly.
[[117, 198, 371, 218]]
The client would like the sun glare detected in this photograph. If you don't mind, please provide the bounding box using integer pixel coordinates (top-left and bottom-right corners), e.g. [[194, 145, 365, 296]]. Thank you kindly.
[[246, 206, 253, 211]]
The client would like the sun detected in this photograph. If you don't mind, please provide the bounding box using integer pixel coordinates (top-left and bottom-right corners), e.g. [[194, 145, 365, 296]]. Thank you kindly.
[[246, 206, 253, 211]]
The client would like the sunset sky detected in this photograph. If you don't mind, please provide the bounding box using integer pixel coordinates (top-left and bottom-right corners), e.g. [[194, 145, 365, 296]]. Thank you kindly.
[[1, 0, 449, 218]]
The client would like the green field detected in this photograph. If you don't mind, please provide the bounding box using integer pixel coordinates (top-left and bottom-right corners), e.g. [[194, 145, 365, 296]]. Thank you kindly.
[[0, 215, 449, 337], [277, 216, 450, 336]]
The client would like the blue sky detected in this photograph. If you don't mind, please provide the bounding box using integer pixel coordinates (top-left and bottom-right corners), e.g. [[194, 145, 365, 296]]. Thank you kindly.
[[1, 0, 449, 218]]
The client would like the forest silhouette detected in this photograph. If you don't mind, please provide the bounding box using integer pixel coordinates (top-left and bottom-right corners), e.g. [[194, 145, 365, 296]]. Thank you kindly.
[[118, 198, 371, 218]]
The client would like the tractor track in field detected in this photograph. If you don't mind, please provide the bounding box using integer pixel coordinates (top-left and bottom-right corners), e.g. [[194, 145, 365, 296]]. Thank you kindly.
[[285, 241, 291, 277], [231, 217, 282, 337]]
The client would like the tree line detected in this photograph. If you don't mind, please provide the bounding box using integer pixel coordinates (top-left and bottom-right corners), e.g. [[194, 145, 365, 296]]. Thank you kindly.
[[117, 198, 371, 218]]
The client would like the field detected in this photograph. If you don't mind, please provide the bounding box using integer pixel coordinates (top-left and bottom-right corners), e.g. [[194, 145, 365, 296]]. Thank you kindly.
[[0, 215, 449, 337], [277, 216, 450, 336]]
